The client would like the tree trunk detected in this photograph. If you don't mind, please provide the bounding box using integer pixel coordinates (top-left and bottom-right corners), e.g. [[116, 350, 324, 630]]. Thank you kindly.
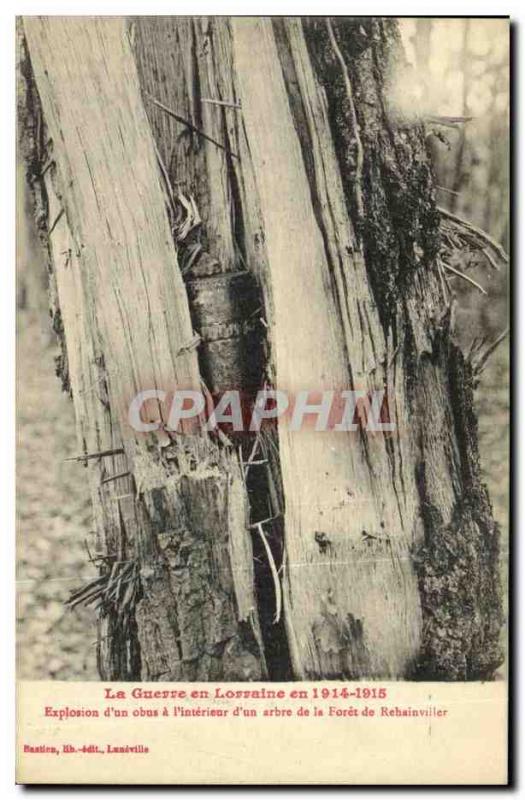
[[21, 17, 267, 682], [20, 16, 503, 681]]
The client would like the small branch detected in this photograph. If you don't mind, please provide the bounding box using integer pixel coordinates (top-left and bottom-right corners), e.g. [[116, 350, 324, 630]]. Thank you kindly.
[[436, 185, 460, 197], [325, 18, 364, 223], [426, 118, 460, 130], [179, 242, 203, 276], [173, 193, 202, 242], [442, 262, 487, 295], [248, 513, 282, 529], [436, 259, 451, 302], [254, 522, 282, 625], [176, 332, 201, 356], [472, 328, 509, 377], [438, 206, 509, 265], [467, 335, 487, 361], [152, 137, 175, 212], [144, 92, 239, 158], [201, 97, 242, 110], [101, 471, 131, 485], [426, 115, 473, 129], [40, 159, 54, 178], [64, 447, 124, 462], [482, 247, 500, 272], [48, 207, 64, 235], [242, 434, 261, 479]]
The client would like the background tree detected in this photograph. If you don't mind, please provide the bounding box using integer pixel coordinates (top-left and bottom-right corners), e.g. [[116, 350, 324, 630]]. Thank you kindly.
[[19, 16, 505, 681]]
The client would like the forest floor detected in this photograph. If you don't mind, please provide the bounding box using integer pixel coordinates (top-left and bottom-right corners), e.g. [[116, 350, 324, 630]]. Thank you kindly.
[[17, 310, 98, 679], [16, 299, 510, 680]]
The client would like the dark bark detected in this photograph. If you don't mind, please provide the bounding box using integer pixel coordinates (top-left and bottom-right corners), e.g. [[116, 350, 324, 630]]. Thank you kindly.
[[304, 17, 502, 678]]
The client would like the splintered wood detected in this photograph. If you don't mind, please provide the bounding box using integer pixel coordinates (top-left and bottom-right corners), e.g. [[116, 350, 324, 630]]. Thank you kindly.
[[23, 17, 265, 681], [232, 19, 421, 678]]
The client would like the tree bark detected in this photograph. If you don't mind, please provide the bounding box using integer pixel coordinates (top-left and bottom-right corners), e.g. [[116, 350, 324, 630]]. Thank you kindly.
[[21, 16, 503, 681]]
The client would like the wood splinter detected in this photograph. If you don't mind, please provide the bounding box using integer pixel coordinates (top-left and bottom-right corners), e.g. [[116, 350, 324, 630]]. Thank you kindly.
[[101, 471, 132, 485], [200, 96, 242, 109], [64, 447, 125, 462], [442, 262, 488, 295]]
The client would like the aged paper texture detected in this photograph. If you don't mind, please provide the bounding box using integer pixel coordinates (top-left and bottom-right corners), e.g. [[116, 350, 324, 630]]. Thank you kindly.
[[16, 15, 509, 785]]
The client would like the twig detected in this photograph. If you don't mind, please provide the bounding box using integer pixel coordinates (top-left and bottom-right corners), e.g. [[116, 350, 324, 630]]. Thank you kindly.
[[436, 259, 451, 302], [472, 328, 509, 376], [438, 206, 509, 264], [179, 242, 203, 276], [101, 471, 131, 485], [426, 115, 473, 125], [426, 119, 460, 130], [67, 561, 138, 622], [152, 137, 175, 212], [197, 376, 233, 447], [173, 193, 202, 242], [249, 513, 282, 529], [176, 333, 201, 356], [482, 247, 500, 272], [77, 369, 117, 397], [325, 18, 364, 222], [64, 447, 124, 462], [467, 336, 486, 361], [436, 185, 460, 197], [238, 446, 247, 491], [40, 159, 54, 178], [48, 207, 64, 236], [442, 262, 487, 295], [201, 97, 242, 110], [243, 434, 261, 479], [144, 92, 239, 158]]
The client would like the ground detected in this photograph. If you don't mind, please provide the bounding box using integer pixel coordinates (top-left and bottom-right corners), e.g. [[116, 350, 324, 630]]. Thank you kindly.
[[17, 310, 98, 679]]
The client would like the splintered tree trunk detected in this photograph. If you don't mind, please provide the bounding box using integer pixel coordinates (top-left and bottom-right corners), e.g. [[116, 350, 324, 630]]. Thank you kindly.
[[21, 16, 503, 681]]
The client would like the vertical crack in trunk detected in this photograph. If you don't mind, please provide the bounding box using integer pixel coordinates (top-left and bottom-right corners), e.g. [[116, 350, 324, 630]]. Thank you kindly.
[[132, 16, 292, 679]]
